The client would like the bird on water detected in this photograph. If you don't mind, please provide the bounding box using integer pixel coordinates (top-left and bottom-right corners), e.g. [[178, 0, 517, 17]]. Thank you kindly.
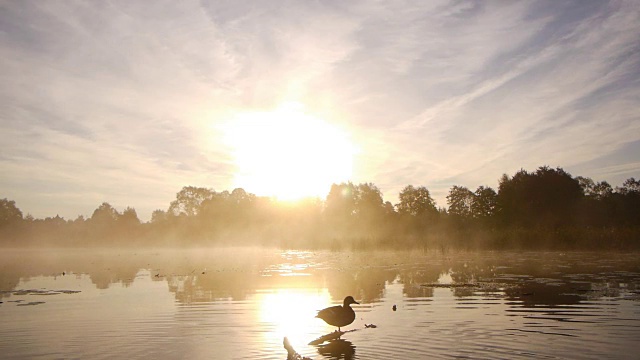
[[316, 296, 359, 331]]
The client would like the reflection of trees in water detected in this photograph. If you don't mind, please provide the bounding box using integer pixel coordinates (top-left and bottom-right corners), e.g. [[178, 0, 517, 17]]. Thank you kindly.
[[398, 266, 441, 298], [0, 250, 143, 292], [164, 266, 397, 305], [1, 250, 638, 308], [0, 252, 28, 295], [166, 271, 258, 303], [321, 267, 396, 304], [504, 281, 583, 306]]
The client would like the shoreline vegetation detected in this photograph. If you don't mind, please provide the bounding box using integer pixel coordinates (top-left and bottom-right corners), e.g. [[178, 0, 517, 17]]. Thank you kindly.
[[1, 166, 639, 250]]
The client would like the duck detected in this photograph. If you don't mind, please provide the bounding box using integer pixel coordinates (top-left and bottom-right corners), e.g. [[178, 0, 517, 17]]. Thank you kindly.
[[316, 296, 359, 331]]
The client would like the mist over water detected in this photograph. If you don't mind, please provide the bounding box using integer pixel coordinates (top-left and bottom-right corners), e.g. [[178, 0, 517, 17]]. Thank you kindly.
[[1, 247, 638, 359]]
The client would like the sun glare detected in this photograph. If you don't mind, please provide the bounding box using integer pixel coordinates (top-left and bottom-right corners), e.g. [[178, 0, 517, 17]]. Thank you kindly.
[[258, 289, 331, 350], [223, 103, 356, 201]]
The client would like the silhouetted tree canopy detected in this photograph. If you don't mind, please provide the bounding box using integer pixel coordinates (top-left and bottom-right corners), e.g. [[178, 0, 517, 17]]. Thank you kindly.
[[497, 167, 583, 228], [120, 207, 140, 226], [619, 177, 640, 194], [576, 176, 613, 200], [471, 186, 497, 220], [447, 186, 474, 219], [396, 185, 437, 217], [91, 202, 119, 224], [150, 209, 168, 223], [1, 166, 639, 250], [169, 186, 216, 217], [0, 198, 23, 226]]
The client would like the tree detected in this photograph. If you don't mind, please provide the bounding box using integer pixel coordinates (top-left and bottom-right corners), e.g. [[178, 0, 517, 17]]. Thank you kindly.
[[325, 182, 358, 219], [150, 209, 168, 223], [323, 182, 359, 235], [576, 176, 613, 200], [446, 186, 474, 219], [227, 188, 257, 223], [168, 186, 216, 217], [119, 207, 140, 226], [396, 185, 437, 217], [613, 178, 640, 226], [354, 183, 386, 234], [471, 186, 497, 220], [355, 183, 384, 217], [91, 202, 119, 223], [618, 177, 640, 195], [89, 202, 120, 240], [229, 188, 255, 208], [497, 166, 583, 227], [0, 198, 23, 226]]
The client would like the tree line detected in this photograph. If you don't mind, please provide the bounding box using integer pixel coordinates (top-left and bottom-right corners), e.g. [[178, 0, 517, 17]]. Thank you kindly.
[[1, 166, 639, 249]]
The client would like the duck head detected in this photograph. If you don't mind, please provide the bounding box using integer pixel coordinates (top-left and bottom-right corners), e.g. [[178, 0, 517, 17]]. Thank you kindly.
[[343, 296, 359, 307]]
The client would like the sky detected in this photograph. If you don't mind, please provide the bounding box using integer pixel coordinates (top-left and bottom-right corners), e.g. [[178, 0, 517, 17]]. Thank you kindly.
[[1, 0, 639, 221]]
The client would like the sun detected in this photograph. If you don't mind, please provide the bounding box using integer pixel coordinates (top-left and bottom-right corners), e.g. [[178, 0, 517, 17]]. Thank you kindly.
[[222, 102, 356, 201]]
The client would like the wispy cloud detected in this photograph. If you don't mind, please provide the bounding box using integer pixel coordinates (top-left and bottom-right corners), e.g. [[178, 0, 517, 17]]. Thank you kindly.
[[345, 0, 640, 204]]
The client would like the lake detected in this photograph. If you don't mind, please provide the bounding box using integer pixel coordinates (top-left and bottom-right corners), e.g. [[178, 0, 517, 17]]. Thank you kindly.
[[1, 248, 639, 359]]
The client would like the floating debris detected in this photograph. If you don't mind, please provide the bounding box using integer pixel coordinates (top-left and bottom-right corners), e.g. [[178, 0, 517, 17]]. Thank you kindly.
[[283, 337, 312, 360], [308, 330, 346, 345], [17, 301, 46, 306], [12, 289, 81, 296], [365, 323, 377, 328], [392, 304, 397, 311], [58, 290, 81, 294]]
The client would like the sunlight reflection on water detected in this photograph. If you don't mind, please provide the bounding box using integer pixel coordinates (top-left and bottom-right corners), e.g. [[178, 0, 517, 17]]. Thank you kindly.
[[258, 289, 331, 352]]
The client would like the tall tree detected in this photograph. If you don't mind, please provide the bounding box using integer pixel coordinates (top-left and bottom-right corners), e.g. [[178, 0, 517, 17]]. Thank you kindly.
[[497, 166, 583, 227], [614, 177, 640, 226], [447, 185, 474, 219], [0, 198, 23, 226], [150, 209, 168, 223], [325, 182, 358, 218], [324, 182, 359, 233], [119, 207, 141, 226], [354, 183, 386, 233], [169, 186, 216, 217], [618, 177, 640, 195], [89, 202, 120, 240], [91, 202, 119, 223], [576, 176, 613, 200], [396, 185, 437, 216], [471, 186, 498, 220]]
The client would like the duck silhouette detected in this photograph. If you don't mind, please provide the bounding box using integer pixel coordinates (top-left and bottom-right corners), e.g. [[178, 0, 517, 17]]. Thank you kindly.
[[316, 296, 359, 331]]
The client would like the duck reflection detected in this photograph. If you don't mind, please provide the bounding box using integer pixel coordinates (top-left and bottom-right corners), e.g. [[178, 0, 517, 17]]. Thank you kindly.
[[317, 339, 355, 360]]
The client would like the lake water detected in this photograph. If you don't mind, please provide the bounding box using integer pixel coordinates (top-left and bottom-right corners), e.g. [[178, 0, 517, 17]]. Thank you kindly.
[[1, 248, 639, 359]]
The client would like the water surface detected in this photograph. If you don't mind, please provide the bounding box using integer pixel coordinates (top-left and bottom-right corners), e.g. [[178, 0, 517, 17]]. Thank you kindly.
[[1, 248, 639, 359]]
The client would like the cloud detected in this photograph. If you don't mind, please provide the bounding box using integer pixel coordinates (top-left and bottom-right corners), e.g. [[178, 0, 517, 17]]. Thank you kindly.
[[344, 0, 640, 204]]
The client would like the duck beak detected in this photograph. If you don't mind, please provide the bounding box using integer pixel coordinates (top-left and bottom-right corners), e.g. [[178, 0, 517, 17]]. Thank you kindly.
[[354, 300, 360, 305]]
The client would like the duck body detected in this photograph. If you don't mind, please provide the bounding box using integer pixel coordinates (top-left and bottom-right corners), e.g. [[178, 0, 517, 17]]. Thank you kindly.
[[316, 296, 359, 331]]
